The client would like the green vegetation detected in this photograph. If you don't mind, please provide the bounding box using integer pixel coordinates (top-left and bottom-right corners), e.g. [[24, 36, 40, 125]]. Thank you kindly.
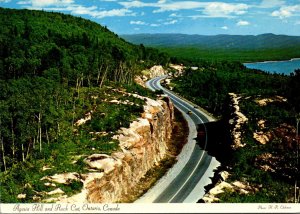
[[1, 6, 299, 204], [0, 7, 169, 202], [122, 33, 300, 62], [168, 62, 300, 202], [0, 81, 155, 202], [159, 47, 300, 62], [169, 61, 290, 115]]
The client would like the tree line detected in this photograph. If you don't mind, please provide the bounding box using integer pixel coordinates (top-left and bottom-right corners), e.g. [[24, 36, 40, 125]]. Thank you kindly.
[[0, 7, 170, 171], [171, 60, 300, 115]]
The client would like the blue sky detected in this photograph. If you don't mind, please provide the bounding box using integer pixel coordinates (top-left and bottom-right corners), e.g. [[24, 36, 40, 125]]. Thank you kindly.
[[1, 0, 300, 35]]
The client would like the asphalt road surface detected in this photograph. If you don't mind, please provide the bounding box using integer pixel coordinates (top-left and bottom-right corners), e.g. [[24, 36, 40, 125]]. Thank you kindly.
[[141, 75, 218, 203]]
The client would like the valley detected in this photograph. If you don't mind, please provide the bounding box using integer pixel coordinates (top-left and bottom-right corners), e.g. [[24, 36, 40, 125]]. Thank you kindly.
[[0, 6, 300, 206], [122, 34, 300, 62]]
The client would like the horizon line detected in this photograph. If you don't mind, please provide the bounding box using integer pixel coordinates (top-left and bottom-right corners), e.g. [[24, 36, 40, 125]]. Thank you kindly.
[[120, 33, 300, 37]]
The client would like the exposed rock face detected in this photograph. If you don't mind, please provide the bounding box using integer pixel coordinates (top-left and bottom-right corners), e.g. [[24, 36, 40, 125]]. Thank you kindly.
[[43, 95, 174, 203], [41, 172, 81, 184], [253, 120, 297, 149], [134, 75, 146, 87], [84, 154, 121, 174], [169, 64, 185, 77], [255, 153, 277, 173], [136, 64, 185, 88], [274, 123, 298, 150], [148, 65, 167, 79], [74, 109, 94, 127], [228, 93, 248, 149], [201, 170, 260, 203], [254, 95, 287, 106], [253, 131, 273, 145], [17, 194, 26, 199], [85, 96, 174, 203], [257, 119, 266, 129], [252, 122, 299, 179], [137, 65, 169, 87], [47, 188, 64, 196]]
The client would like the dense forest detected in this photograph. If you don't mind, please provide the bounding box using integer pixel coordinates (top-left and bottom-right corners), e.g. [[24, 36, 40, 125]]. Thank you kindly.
[[167, 61, 300, 202], [1, 6, 299, 203], [122, 34, 300, 62], [159, 47, 300, 62], [169, 60, 300, 114], [0, 7, 170, 202], [122, 33, 300, 49]]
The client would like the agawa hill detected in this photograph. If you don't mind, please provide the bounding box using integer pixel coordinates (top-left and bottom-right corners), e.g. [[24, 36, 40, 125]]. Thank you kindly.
[[121, 33, 300, 62], [0, 7, 173, 202]]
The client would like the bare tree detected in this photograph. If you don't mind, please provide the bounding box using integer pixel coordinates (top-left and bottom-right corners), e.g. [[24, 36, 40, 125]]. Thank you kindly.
[[99, 65, 108, 88], [1, 137, 6, 172]]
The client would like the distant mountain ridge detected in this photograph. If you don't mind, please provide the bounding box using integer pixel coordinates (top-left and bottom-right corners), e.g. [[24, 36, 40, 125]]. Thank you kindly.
[[121, 33, 300, 50]]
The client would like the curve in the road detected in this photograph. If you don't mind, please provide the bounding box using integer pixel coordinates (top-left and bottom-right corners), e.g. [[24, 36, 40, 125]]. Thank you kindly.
[[137, 75, 219, 203]]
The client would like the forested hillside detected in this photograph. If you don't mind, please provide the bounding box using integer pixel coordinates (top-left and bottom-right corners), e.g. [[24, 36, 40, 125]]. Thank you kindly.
[[122, 34, 300, 62], [168, 61, 294, 114], [0, 7, 170, 202], [165, 62, 300, 202], [122, 33, 300, 49], [0, 8, 169, 82]]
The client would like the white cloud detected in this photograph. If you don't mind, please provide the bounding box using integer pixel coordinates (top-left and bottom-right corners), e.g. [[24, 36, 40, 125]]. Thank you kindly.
[[92, 8, 135, 19], [237, 20, 250, 26], [130, 20, 147, 25], [17, 1, 31, 4], [164, 19, 178, 25], [169, 13, 178, 17], [19, 0, 136, 19], [30, 0, 74, 7], [119, 0, 166, 9], [119, 1, 207, 12], [0, 0, 11, 3], [119, 0, 148, 8], [40, 5, 96, 15], [259, 0, 286, 8], [69, 5, 98, 15], [202, 2, 249, 18], [150, 23, 160, 27], [121, 1, 203, 13], [119, 1, 249, 18], [271, 5, 300, 19], [221, 26, 228, 30], [17, 0, 74, 7], [158, 0, 167, 3], [153, 1, 207, 13]]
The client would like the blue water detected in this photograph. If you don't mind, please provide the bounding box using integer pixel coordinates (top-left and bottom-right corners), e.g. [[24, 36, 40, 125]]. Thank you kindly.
[[244, 58, 300, 75]]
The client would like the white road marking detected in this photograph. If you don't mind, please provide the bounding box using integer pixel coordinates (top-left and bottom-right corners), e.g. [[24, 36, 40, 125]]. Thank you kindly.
[[148, 76, 211, 202]]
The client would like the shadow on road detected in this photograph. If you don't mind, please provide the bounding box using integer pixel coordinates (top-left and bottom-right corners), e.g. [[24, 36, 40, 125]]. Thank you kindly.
[[195, 119, 232, 165], [195, 120, 233, 203]]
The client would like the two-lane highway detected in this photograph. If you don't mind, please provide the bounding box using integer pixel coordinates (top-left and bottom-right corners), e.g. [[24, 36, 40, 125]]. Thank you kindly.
[[135, 75, 220, 203]]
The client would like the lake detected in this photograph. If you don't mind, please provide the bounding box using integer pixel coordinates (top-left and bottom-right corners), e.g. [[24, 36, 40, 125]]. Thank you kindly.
[[244, 58, 300, 75]]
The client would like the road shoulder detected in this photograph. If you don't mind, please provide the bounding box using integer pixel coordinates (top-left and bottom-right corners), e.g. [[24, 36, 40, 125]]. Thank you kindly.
[[135, 106, 197, 203]]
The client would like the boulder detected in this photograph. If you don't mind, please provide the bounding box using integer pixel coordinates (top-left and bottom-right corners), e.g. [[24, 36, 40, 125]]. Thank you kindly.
[[84, 154, 121, 174], [41, 172, 80, 184]]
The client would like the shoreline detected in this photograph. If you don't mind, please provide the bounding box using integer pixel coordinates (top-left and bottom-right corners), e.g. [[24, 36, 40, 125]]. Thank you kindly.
[[243, 58, 300, 65]]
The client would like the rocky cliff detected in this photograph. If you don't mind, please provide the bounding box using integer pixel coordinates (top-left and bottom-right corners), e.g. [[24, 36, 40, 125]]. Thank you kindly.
[[228, 93, 248, 150], [42, 93, 175, 203], [135, 64, 184, 88], [85, 95, 174, 203], [200, 93, 298, 203]]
